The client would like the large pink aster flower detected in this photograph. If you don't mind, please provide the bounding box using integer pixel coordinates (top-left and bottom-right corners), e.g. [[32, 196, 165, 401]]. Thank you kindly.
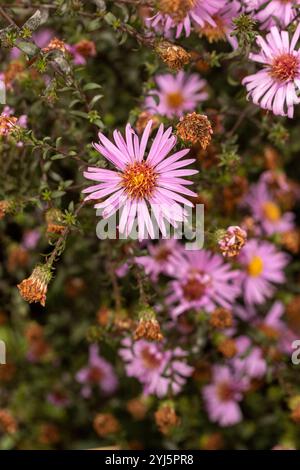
[[83, 121, 198, 240], [146, 0, 224, 38], [144, 71, 208, 119], [203, 365, 249, 427], [165, 249, 241, 317], [244, 0, 300, 29], [242, 25, 300, 118], [244, 180, 295, 235], [76, 344, 118, 398], [238, 239, 289, 305], [119, 338, 193, 397]]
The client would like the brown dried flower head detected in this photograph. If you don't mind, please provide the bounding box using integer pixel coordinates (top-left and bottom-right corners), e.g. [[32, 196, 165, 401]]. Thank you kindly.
[[43, 38, 67, 53], [46, 208, 65, 234], [200, 432, 224, 450], [126, 396, 148, 420], [7, 244, 29, 272], [134, 317, 164, 342], [218, 225, 247, 258], [0, 200, 13, 220], [155, 403, 180, 435], [210, 308, 233, 329], [217, 338, 237, 358], [155, 40, 191, 70], [176, 113, 213, 148], [39, 423, 60, 445], [17, 264, 52, 307], [75, 39, 96, 58], [0, 409, 17, 435], [93, 413, 120, 438], [0, 115, 18, 137], [158, 0, 196, 23], [280, 230, 300, 254]]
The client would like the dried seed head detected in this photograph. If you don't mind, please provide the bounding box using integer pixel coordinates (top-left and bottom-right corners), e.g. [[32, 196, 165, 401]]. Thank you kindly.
[[93, 413, 120, 437], [17, 264, 52, 307], [39, 423, 60, 445], [155, 403, 180, 435], [0, 409, 17, 434], [0, 115, 18, 136], [0, 200, 13, 219], [217, 338, 237, 358], [218, 225, 247, 258], [134, 318, 164, 342], [280, 230, 300, 254], [45, 208, 65, 235], [200, 432, 224, 450], [176, 113, 213, 148], [75, 39, 96, 58], [43, 38, 67, 53], [126, 396, 148, 420], [210, 308, 233, 329], [155, 40, 191, 70]]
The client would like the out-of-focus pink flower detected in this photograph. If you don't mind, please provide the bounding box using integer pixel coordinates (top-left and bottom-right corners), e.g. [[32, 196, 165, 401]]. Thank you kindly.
[[244, 180, 294, 235], [22, 230, 40, 250], [119, 338, 193, 397], [166, 249, 241, 317], [244, 0, 300, 29], [146, 0, 225, 38], [83, 121, 198, 240], [144, 71, 208, 118], [231, 336, 267, 379], [203, 365, 249, 427], [199, 0, 240, 49], [242, 25, 300, 118], [66, 39, 96, 65], [76, 344, 118, 398], [260, 301, 298, 354], [135, 239, 182, 281], [47, 390, 70, 408]]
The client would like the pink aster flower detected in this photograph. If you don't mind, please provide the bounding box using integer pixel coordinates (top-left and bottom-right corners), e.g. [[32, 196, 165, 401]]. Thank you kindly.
[[22, 229, 40, 250], [119, 338, 193, 397], [199, 0, 241, 49], [144, 71, 208, 119], [231, 336, 267, 379], [238, 239, 289, 305], [244, 180, 295, 235], [244, 0, 300, 29], [242, 25, 300, 118], [146, 0, 224, 38], [203, 365, 249, 427], [135, 239, 183, 281], [76, 344, 118, 398], [259, 301, 298, 354], [165, 249, 241, 317], [83, 121, 198, 240]]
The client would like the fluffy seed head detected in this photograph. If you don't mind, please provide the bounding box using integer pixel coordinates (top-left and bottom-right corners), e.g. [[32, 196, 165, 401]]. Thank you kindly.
[[176, 113, 213, 148]]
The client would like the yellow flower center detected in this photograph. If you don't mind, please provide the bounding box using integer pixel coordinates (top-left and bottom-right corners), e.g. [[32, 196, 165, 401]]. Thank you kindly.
[[121, 162, 158, 200], [247, 256, 264, 277], [158, 0, 196, 23], [262, 201, 281, 221], [166, 91, 184, 109], [270, 53, 299, 82]]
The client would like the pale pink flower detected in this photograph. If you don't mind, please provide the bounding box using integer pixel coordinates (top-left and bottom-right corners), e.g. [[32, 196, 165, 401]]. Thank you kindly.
[[243, 25, 300, 118], [244, 180, 295, 235], [119, 338, 193, 397], [144, 71, 208, 118], [166, 249, 241, 317], [203, 365, 249, 427], [76, 345, 118, 398], [238, 239, 289, 305], [83, 121, 198, 240], [231, 336, 267, 379], [135, 239, 183, 281], [244, 0, 300, 29]]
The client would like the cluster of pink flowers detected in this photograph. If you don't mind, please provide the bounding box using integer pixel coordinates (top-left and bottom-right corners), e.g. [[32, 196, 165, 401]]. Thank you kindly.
[[119, 338, 193, 397]]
